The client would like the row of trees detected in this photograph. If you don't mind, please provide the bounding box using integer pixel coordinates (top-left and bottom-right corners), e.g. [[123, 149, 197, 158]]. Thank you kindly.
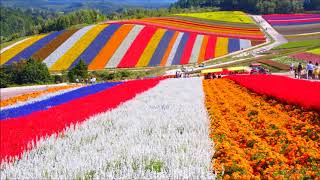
[[0, 58, 160, 88], [172, 0, 319, 14]]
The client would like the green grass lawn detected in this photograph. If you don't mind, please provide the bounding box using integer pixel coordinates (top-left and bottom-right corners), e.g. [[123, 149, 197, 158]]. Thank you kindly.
[[175, 11, 255, 24], [273, 39, 320, 50]]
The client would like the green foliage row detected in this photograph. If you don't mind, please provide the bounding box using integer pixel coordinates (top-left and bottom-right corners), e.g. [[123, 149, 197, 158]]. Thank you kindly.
[[0, 59, 51, 88]]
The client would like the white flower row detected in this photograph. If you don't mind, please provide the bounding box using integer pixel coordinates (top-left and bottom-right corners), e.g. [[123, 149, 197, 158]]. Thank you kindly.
[[1, 78, 215, 179], [1, 87, 81, 110]]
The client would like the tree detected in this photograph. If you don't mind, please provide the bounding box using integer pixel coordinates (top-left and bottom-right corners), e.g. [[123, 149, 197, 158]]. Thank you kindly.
[[68, 60, 88, 82], [19, 59, 51, 84]]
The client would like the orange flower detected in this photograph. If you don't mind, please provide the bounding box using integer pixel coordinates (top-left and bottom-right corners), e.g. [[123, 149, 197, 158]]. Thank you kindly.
[[204, 79, 320, 179], [0, 84, 80, 107]]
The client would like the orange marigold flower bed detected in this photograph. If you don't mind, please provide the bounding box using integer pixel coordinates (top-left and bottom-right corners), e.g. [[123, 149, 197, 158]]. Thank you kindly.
[[0, 85, 80, 107], [203, 79, 320, 179]]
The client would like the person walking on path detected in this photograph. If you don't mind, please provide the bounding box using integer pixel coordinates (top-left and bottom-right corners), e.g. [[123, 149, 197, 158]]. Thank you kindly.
[[297, 63, 302, 79], [314, 63, 319, 80], [290, 63, 294, 74], [306, 61, 314, 79]]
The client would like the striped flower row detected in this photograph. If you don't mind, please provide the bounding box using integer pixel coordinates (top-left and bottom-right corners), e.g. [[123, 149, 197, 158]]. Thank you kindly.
[[263, 14, 320, 26], [1, 22, 265, 71]]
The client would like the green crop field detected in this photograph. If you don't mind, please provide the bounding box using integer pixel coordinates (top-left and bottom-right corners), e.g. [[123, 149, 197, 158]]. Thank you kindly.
[[308, 48, 320, 55], [175, 11, 254, 24]]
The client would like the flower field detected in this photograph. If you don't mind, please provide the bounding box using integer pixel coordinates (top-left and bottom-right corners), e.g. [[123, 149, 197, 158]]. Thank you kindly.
[[1, 75, 320, 178], [289, 52, 320, 64], [226, 75, 320, 111], [0, 84, 80, 108], [204, 78, 320, 179], [0, 11, 265, 71], [263, 14, 320, 41]]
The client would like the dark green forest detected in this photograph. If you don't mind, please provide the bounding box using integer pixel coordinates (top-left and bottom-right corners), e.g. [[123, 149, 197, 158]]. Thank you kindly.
[[0, 8, 106, 43], [172, 0, 320, 13]]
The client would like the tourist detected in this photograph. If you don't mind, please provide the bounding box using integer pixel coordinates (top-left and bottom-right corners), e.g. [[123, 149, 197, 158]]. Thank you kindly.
[[290, 63, 294, 73], [314, 63, 320, 80], [297, 63, 302, 79], [306, 61, 314, 79]]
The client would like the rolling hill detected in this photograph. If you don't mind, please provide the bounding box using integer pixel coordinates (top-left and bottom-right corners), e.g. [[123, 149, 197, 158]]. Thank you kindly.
[[0, 11, 266, 71]]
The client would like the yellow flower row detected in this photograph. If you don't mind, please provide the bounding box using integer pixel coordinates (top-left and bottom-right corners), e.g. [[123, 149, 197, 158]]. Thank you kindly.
[[0, 34, 48, 65]]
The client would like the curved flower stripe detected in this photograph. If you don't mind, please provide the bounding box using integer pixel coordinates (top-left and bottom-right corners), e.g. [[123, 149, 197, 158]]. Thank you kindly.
[[69, 24, 121, 69], [160, 31, 179, 66], [189, 34, 204, 64], [117, 26, 157, 68], [88, 24, 134, 70], [50, 25, 106, 71], [204, 79, 320, 179], [0, 34, 48, 65], [215, 37, 229, 57], [198, 35, 209, 63], [106, 25, 144, 68], [148, 30, 175, 67], [0, 78, 162, 163], [263, 14, 320, 26], [205, 36, 217, 60], [142, 18, 261, 34], [112, 20, 265, 41], [43, 25, 95, 68], [1, 87, 81, 111], [226, 75, 320, 111], [5, 32, 63, 65], [0, 38, 30, 54], [228, 38, 240, 53], [125, 17, 263, 35], [0, 85, 80, 108], [31, 29, 79, 62], [179, 33, 197, 65], [165, 32, 183, 66], [264, 14, 320, 20], [240, 39, 252, 50], [0, 82, 122, 120], [172, 33, 189, 65], [271, 21, 320, 26], [135, 28, 167, 67]]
